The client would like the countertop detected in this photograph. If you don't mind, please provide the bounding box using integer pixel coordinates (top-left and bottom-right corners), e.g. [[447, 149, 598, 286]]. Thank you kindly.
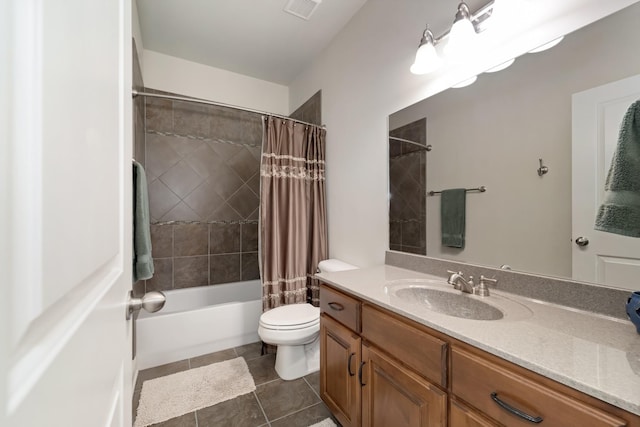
[[316, 265, 640, 416]]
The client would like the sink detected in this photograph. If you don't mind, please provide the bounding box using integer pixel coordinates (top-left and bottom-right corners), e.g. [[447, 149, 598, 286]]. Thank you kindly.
[[384, 279, 532, 321]]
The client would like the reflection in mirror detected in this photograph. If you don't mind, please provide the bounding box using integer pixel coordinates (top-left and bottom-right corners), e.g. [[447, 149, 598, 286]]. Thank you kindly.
[[388, 2, 640, 288]]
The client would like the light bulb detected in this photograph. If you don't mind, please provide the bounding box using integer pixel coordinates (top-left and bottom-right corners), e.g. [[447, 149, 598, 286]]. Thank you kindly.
[[410, 28, 442, 75], [451, 75, 477, 88], [410, 42, 442, 75], [444, 2, 478, 59], [528, 36, 564, 53], [485, 58, 515, 73]]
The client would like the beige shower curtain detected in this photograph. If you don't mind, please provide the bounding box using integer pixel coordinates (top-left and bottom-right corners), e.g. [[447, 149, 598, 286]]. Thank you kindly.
[[260, 117, 328, 311]]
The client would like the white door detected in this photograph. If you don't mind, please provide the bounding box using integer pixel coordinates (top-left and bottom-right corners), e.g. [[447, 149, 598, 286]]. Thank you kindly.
[[572, 74, 640, 290], [1, 1, 134, 426]]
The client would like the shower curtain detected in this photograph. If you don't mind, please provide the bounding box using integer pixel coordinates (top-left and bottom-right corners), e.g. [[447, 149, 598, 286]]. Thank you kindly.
[[260, 117, 328, 311]]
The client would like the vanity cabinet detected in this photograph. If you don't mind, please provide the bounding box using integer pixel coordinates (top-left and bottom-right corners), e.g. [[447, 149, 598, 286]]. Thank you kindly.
[[361, 343, 446, 427], [319, 283, 640, 427], [320, 284, 446, 427]]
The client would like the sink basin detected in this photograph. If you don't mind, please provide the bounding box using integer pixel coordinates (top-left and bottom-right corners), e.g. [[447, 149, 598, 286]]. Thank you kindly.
[[393, 287, 504, 320], [384, 279, 532, 321]]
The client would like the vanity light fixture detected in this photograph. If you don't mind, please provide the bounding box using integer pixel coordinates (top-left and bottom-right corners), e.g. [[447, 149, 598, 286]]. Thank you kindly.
[[528, 36, 564, 53], [410, 27, 443, 75], [410, 0, 494, 75], [451, 75, 478, 88], [484, 58, 515, 73], [444, 2, 478, 58]]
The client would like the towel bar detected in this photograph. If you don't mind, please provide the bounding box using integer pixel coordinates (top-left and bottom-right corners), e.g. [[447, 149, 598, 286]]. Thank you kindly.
[[428, 186, 486, 196]]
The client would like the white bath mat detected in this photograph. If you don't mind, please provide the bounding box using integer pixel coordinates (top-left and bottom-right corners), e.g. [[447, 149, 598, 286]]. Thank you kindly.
[[134, 357, 256, 427], [309, 418, 337, 427]]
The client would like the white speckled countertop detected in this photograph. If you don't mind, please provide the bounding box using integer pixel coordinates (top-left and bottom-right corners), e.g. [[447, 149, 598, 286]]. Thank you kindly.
[[316, 265, 640, 416]]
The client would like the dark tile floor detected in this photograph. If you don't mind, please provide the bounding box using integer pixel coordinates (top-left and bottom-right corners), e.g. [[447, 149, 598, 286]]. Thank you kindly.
[[133, 342, 339, 427]]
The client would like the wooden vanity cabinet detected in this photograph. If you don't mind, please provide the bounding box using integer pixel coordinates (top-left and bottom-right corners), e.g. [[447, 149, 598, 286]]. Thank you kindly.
[[361, 343, 447, 427], [320, 284, 447, 427], [320, 313, 361, 427], [319, 283, 639, 427]]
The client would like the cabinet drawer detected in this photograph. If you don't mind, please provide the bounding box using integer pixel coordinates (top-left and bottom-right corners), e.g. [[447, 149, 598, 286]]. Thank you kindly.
[[320, 284, 361, 332], [361, 304, 447, 387], [451, 347, 627, 427]]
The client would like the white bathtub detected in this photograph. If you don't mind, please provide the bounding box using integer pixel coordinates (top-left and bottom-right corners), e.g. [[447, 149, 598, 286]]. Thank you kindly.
[[136, 280, 262, 369]]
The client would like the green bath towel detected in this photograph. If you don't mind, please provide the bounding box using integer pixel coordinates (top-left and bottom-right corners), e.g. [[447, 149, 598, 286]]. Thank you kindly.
[[133, 161, 154, 281], [441, 188, 466, 248], [595, 100, 640, 237]]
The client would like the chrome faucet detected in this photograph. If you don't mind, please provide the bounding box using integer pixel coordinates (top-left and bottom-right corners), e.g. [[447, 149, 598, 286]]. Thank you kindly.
[[447, 270, 474, 294]]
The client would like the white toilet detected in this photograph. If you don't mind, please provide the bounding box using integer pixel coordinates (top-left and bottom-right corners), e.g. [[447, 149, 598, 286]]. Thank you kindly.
[[258, 259, 358, 380], [258, 303, 321, 380]]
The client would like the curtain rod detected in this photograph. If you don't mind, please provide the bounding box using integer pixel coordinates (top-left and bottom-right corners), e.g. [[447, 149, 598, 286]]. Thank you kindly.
[[389, 136, 432, 151], [132, 90, 325, 129]]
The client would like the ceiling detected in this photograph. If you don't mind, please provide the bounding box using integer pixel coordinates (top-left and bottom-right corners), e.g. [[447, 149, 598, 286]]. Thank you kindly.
[[136, 0, 369, 85]]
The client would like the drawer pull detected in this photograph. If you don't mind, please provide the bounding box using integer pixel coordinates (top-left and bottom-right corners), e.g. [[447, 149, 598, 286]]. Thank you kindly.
[[347, 352, 355, 376], [491, 392, 543, 423], [328, 302, 345, 311], [358, 361, 367, 386]]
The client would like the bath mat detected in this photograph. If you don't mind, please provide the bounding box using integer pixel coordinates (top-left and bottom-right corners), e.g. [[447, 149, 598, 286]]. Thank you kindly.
[[134, 357, 255, 427], [309, 418, 337, 427]]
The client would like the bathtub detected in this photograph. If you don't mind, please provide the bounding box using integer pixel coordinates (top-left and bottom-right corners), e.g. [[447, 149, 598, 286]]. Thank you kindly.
[[136, 280, 262, 369]]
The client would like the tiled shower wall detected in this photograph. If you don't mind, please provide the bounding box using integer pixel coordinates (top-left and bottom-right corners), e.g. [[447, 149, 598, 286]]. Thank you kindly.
[[389, 118, 427, 255], [142, 91, 263, 292]]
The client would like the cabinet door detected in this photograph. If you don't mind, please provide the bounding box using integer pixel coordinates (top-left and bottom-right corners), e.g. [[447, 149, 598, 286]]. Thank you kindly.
[[450, 399, 500, 427], [320, 313, 361, 427], [361, 344, 446, 427]]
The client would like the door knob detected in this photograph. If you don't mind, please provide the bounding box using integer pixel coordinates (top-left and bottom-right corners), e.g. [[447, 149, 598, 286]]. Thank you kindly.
[[575, 237, 589, 247], [126, 290, 166, 320]]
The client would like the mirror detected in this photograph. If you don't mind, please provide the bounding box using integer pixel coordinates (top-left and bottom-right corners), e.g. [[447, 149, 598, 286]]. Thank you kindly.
[[389, 2, 640, 286]]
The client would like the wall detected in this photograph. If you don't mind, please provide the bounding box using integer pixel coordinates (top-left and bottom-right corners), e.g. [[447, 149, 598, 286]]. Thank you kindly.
[[143, 50, 289, 115], [143, 92, 262, 292], [388, 4, 640, 278], [288, 0, 638, 268], [290, 90, 322, 126], [132, 0, 144, 73]]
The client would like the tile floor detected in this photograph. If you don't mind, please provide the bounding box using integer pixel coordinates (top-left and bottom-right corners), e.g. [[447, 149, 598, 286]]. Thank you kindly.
[[133, 342, 339, 427]]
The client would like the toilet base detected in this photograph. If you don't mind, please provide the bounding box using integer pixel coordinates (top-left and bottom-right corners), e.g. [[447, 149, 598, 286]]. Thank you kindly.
[[274, 336, 320, 380]]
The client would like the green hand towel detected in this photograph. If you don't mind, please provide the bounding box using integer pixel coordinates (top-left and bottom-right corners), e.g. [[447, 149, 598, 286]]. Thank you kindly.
[[133, 161, 154, 281], [594, 99, 640, 237], [441, 188, 466, 248]]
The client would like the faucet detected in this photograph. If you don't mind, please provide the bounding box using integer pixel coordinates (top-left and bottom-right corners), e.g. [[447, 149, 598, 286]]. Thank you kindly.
[[447, 270, 474, 294]]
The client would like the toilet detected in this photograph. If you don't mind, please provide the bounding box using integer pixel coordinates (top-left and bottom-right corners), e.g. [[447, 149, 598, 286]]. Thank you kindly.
[[258, 259, 358, 380]]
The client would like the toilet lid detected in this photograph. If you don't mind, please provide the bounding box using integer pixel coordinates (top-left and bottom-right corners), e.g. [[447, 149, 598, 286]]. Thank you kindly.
[[260, 303, 320, 328]]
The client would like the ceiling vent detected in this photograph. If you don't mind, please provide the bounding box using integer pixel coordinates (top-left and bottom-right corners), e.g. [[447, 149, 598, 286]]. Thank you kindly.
[[284, 0, 322, 20]]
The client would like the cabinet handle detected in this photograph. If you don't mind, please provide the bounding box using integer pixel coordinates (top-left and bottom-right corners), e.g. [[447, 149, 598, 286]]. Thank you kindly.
[[347, 353, 355, 376], [490, 392, 543, 423], [358, 361, 366, 386], [328, 302, 344, 311]]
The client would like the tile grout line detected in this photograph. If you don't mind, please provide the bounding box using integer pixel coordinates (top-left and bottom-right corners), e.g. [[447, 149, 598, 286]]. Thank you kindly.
[[303, 376, 321, 401], [267, 401, 325, 425], [253, 390, 271, 427]]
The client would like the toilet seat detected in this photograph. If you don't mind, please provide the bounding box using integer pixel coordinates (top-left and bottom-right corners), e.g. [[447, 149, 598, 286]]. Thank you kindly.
[[259, 303, 320, 330]]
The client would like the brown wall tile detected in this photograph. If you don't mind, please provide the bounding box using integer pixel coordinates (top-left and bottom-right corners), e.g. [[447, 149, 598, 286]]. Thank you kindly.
[[241, 222, 258, 252], [210, 223, 240, 254], [146, 258, 173, 292], [150, 224, 173, 258], [241, 252, 260, 281], [174, 223, 209, 256], [210, 254, 241, 284], [174, 256, 209, 288]]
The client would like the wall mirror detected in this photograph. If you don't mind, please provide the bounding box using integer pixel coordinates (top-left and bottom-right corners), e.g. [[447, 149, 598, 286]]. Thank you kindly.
[[388, 2, 640, 289]]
